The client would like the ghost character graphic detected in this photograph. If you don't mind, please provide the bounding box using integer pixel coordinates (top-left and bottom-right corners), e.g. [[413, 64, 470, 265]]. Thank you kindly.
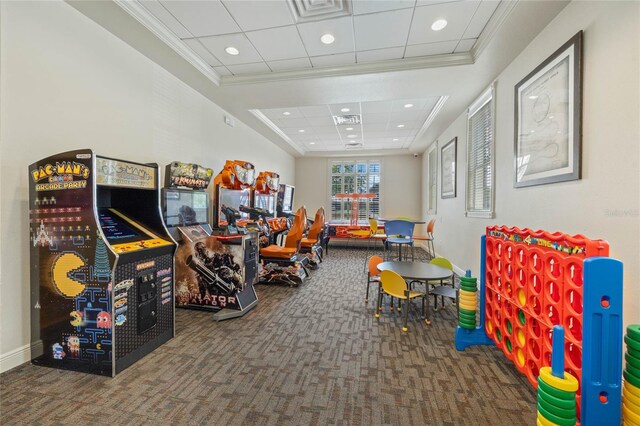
[[96, 311, 111, 329], [67, 335, 80, 357], [52, 343, 66, 360]]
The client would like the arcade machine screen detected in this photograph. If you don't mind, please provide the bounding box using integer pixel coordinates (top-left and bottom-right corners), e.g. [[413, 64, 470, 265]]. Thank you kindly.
[[98, 209, 147, 244], [164, 189, 209, 227], [254, 193, 276, 215], [218, 187, 250, 226], [282, 185, 294, 211]]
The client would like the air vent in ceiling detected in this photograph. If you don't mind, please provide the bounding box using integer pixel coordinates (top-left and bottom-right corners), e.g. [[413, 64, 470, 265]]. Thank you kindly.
[[287, 0, 351, 23], [345, 142, 364, 149], [333, 114, 361, 126]]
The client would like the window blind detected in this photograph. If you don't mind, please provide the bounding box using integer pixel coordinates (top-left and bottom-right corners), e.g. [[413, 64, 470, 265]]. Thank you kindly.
[[330, 160, 381, 222], [466, 88, 494, 215]]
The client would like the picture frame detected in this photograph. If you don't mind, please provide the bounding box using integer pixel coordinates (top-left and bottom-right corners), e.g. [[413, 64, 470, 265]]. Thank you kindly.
[[514, 31, 583, 188], [441, 137, 457, 198]]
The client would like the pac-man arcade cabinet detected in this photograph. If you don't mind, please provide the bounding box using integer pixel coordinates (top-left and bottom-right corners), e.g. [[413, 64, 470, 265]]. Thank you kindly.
[[29, 149, 176, 376]]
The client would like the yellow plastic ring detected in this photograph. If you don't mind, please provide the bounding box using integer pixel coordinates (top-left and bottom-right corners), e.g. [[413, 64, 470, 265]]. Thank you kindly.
[[628, 382, 640, 399], [459, 289, 477, 298], [459, 296, 477, 305], [459, 301, 477, 311], [459, 292, 477, 300], [536, 412, 557, 426], [626, 386, 640, 408], [623, 403, 640, 423], [539, 366, 579, 393]]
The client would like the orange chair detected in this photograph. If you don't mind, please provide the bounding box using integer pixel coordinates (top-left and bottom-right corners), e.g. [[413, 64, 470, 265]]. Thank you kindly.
[[413, 219, 436, 259], [301, 207, 325, 249], [365, 255, 383, 303], [260, 206, 307, 260]]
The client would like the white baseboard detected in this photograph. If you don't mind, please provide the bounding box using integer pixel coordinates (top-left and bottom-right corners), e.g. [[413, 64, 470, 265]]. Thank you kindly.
[[414, 241, 467, 277], [0, 341, 42, 374]]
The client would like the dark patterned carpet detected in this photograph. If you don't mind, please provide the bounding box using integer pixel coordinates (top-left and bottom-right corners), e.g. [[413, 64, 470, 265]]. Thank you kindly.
[[0, 248, 536, 425]]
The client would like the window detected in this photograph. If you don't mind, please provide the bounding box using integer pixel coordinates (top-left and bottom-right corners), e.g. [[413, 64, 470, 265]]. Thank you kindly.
[[330, 160, 381, 223], [427, 143, 437, 214], [466, 83, 496, 218]]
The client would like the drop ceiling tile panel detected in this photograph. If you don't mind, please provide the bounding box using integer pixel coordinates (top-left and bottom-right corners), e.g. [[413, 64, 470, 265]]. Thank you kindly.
[[463, 1, 500, 39], [390, 110, 430, 122], [362, 123, 388, 132], [267, 57, 312, 72], [310, 52, 356, 68], [404, 40, 458, 57], [356, 46, 405, 63], [272, 117, 310, 128], [183, 39, 221, 66], [361, 101, 392, 114], [199, 33, 264, 65], [305, 116, 336, 126], [221, 0, 295, 31], [352, 0, 417, 15], [262, 107, 304, 120], [297, 16, 355, 57], [354, 8, 414, 51], [416, 0, 460, 6], [454, 38, 477, 53], [140, 1, 192, 38], [362, 112, 391, 123], [214, 66, 233, 76], [391, 97, 440, 111], [226, 62, 272, 75], [408, 1, 478, 45], [299, 105, 331, 117], [329, 103, 361, 115], [245, 26, 307, 61], [160, 0, 240, 37], [314, 126, 341, 136]]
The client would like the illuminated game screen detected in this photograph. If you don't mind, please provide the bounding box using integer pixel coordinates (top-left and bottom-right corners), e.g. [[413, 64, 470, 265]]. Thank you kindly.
[[98, 209, 145, 243], [164, 189, 209, 227], [254, 194, 276, 215], [218, 188, 250, 226]]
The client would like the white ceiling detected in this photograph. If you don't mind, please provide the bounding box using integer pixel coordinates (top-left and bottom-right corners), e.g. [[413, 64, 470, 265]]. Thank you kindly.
[[254, 97, 443, 152], [139, 0, 500, 76]]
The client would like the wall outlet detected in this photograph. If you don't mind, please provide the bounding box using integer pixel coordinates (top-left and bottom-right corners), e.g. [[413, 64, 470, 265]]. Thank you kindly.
[[224, 115, 235, 127]]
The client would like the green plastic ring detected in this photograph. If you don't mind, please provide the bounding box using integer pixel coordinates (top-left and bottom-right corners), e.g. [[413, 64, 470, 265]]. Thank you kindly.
[[458, 318, 476, 327], [624, 370, 640, 389], [458, 310, 477, 319], [627, 352, 640, 370], [626, 364, 640, 381], [459, 307, 476, 315], [627, 325, 640, 342], [537, 392, 576, 415], [538, 377, 576, 401], [538, 389, 576, 411], [625, 335, 640, 352], [459, 323, 476, 330], [536, 403, 576, 426]]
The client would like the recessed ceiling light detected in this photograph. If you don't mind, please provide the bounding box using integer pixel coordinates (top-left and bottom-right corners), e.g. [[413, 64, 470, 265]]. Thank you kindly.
[[298, 129, 305, 133], [404, 103, 414, 108], [346, 127, 354, 131], [349, 140, 356, 143], [393, 138, 399, 142], [529, 95, 538, 100], [225, 46, 240, 56], [549, 115, 554, 119], [341, 108, 350, 112], [310, 142, 316, 145], [320, 33, 335, 45], [282, 111, 291, 116], [397, 124, 405, 128], [431, 19, 448, 31], [347, 134, 357, 138]]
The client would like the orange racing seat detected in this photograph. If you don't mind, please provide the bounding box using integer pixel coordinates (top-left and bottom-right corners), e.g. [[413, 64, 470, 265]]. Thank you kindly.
[[301, 207, 325, 248], [260, 206, 307, 259]]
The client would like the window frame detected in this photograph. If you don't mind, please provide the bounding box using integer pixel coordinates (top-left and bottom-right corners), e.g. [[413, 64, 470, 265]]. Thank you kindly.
[[465, 82, 497, 219], [328, 159, 382, 223]]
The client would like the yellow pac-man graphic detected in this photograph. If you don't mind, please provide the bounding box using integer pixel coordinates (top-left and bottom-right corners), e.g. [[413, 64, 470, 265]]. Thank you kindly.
[[52, 252, 86, 297]]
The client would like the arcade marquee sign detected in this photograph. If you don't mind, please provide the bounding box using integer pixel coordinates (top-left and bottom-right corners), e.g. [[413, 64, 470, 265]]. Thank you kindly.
[[31, 161, 91, 191]]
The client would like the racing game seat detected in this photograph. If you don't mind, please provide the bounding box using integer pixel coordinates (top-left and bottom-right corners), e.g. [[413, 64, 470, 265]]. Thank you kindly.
[[259, 206, 307, 260], [301, 207, 325, 249]]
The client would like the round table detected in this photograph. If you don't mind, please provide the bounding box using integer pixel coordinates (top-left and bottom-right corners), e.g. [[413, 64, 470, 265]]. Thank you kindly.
[[377, 261, 453, 324]]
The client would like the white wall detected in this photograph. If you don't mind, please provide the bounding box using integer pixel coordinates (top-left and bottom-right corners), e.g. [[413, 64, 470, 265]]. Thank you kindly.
[[422, 1, 640, 327], [295, 155, 422, 224], [0, 1, 295, 372]]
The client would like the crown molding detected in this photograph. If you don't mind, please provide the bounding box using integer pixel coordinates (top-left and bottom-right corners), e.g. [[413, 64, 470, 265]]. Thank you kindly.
[[471, 0, 519, 61], [408, 95, 448, 150], [222, 52, 474, 85], [249, 109, 306, 156], [304, 148, 413, 157], [113, 0, 221, 86]]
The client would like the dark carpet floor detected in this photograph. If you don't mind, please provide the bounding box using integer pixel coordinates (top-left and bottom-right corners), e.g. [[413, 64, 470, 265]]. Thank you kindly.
[[0, 247, 536, 425]]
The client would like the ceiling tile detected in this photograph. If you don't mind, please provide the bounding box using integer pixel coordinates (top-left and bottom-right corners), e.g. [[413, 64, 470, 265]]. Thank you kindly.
[[463, 1, 500, 39], [390, 110, 430, 122], [226, 62, 271, 75], [198, 33, 264, 65], [455, 38, 476, 53], [362, 123, 388, 132], [416, 0, 460, 6], [306, 116, 336, 126], [221, 0, 295, 31], [245, 26, 307, 61], [352, 0, 417, 15], [299, 105, 331, 117], [329, 103, 361, 115], [267, 57, 312, 72], [391, 97, 439, 111], [314, 126, 340, 136], [356, 46, 405, 63], [310, 52, 356, 68], [213, 66, 232, 76], [408, 1, 478, 45], [354, 8, 414, 51], [362, 112, 391, 123], [272, 117, 310, 128], [296, 16, 355, 57], [140, 1, 192, 38], [361, 101, 392, 114], [404, 40, 458, 57], [183, 38, 221, 66], [160, 0, 240, 37], [262, 107, 304, 120]]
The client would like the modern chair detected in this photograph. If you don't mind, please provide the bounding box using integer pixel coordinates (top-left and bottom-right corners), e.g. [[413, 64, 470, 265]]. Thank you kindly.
[[301, 207, 325, 262], [365, 255, 383, 303], [375, 270, 426, 332], [427, 257, 456, 311], [260, 206, 307, 260], [383, 220, 415, 261], [413, 219, 436, 260]]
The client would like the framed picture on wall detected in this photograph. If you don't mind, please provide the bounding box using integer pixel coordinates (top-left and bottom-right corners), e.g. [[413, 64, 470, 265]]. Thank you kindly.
[[514, 31, 583, 188], [441, 137, 457, 198]]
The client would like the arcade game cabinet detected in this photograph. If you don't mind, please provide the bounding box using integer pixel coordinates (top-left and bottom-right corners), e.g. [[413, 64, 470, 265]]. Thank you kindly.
[[162, 161, 258, 320], [276, 184, 295, 219], [246, 170, 280, 247], [29, 149, 175, 376]]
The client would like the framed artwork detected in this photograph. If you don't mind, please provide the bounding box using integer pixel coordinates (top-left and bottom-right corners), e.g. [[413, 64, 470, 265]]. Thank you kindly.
[[441, 137, 457, 198], [514, 31, 583, 187]]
